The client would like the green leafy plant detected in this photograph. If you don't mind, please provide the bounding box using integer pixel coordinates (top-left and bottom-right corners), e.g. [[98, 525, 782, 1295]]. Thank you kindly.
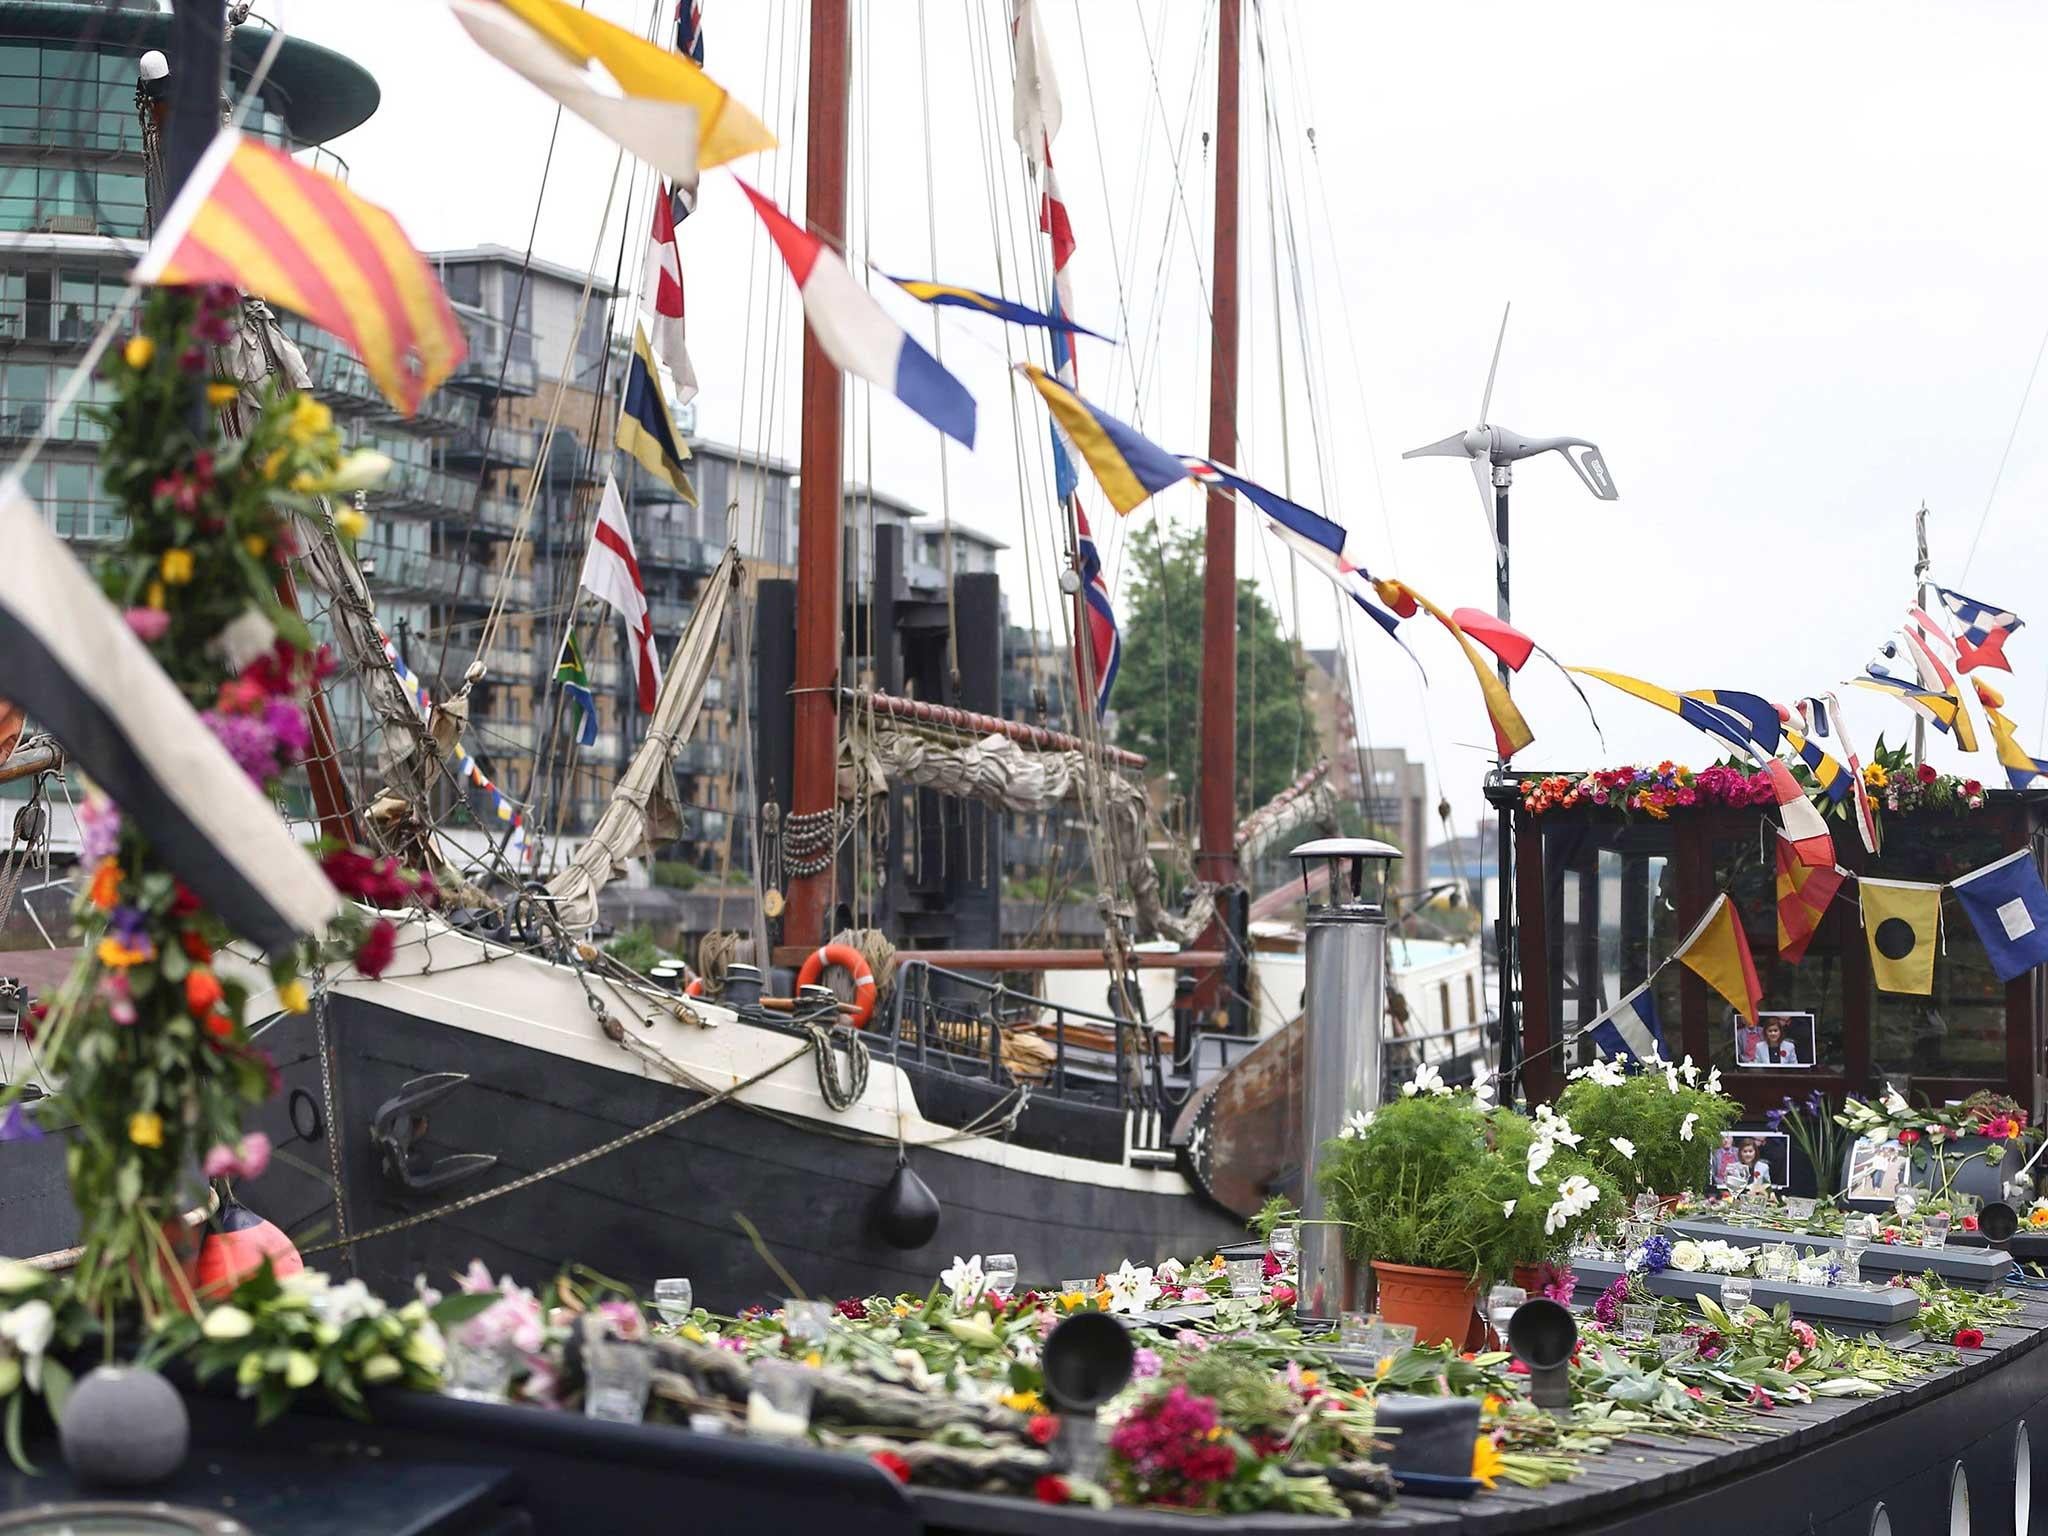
[[1556, 1064, 1740, 1199], [1249, 1194, 1298, 1245]]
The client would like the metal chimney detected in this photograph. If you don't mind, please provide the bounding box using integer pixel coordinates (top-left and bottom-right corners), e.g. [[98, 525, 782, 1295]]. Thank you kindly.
[[1288, 836, 1401, 1324]]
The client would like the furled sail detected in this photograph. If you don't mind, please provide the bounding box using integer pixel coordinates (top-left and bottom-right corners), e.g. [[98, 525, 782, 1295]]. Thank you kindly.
[[546, 546, 740, 929], [1234, 761, 1338, 864]]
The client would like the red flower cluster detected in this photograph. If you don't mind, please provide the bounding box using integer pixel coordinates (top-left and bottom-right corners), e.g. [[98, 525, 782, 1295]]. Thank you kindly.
[[152, 449, 215, 517], [1953, 1327, 1986, 1349], [1033, 1475, 1070, 1505], [321, 849, 439, 911], [1027, 1415, 1059, 1446], [1108, 1385, 1238, 1508], [833, 1297, 869, 1320], [870, 1451, 911, 1483], [353, 918, 398, 979]]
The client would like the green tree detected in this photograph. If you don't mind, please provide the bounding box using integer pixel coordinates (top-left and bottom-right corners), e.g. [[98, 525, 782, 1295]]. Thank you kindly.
[[1114, 521, 1319, 811]]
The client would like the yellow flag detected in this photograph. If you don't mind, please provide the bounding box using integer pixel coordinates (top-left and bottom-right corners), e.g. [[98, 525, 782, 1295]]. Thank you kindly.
[[1675, 892, 1762, 1026], [454, 0, 775, 187], [1382, 581, 1533, 758], [1861, 877, 1942, 994]]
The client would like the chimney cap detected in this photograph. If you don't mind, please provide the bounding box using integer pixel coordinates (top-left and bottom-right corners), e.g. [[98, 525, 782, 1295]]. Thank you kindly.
[[1288, 836, 1402, 862]]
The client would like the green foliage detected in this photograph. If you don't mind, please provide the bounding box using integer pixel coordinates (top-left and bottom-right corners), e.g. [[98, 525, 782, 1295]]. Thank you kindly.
[[651, 860, 702, 891], [1249, 1194, 1298, 1243], [1555, 1069, 1740, 1199], [1316, 1095, 1617, 1283], [1113, 520, 1319, 808], [604, 926, 666, 974]]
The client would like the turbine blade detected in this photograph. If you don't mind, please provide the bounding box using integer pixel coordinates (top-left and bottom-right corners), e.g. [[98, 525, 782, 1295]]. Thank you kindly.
[[1471, 454, 1505, 568], [1402, 432, 1471, 460], [1479, 301, 1510, 423]]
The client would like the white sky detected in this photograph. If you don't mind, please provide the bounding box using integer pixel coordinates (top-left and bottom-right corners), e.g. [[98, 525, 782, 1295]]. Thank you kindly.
[[276, 0, 2048, 844]]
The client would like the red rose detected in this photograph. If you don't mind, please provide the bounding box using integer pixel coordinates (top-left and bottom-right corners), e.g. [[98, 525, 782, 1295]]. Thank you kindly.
[[179, 929, 213, 964], [1033, 1476, 1071, 1505], [1953, 1327, 1985, 1349], [1962, 1215, 1980, 1232], [870, 1451, 912, 1483], [321, 849, 381, 900], [1918, 763, 1938, 785], [1028, 1414, 1059, 1446], [1964, 779, 1984, 796], [354, 918, 398, 978], [1269, 1283, 1297, 1306], [203, 1012, 234, 1039], [169, 882, 202, 918], [1899, 1128, 1920, 1145]]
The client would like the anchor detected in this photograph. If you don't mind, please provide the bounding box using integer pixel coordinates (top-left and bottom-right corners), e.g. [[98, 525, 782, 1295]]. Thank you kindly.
[[371, 1072, 498, 1194]]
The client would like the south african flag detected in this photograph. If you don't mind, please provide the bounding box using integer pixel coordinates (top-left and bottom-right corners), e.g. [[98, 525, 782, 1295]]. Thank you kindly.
[[556, 633, 598, 747]]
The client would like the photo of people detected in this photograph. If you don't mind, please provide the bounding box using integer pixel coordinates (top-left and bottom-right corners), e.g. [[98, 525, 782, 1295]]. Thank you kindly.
[[1846, 1136, 1914, 1201], [1733, 1011, 1815, 1070], [1708, 1130, 1791, 1190]]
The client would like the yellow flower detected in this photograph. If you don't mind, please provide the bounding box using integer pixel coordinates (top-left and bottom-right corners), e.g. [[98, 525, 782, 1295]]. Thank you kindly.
[[1299, 1369, 1319, 1389], [123, 335, 154, 370], [242, 534, 268, 559], [1482, 1393, 1506, 1416], [96, 936, 151, 968], [1374, 1356, 1394, 1379], [206, 382, 240, 408], [803, 1351, 822, 1368], [681, 1324, 707, 1343], [128, 1111, 164, 1149], [1211, 1255, 1226, 1272], [260, 447, 288, 481], [145, 580, 165, 611], [1059, 1291, 1084, 1311], [159, 548, 194, 586], [276, 979, 310, 1014], [1471, 1435, 1506, 1489], [1094, 1288, 1112, 1310], [1864, 762, 1889, 789], [285, 394, 333, 445], [1000, 1390, 1044, 1413], [289, 471, 315, 493], [334, 506, 367, 541], [892, 1303, 911, 1317]]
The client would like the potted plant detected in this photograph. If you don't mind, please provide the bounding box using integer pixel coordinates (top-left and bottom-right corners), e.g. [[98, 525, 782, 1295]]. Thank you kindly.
[[1318, 1087, 1616, 1344], [1555, 1058, 1740, 1204]]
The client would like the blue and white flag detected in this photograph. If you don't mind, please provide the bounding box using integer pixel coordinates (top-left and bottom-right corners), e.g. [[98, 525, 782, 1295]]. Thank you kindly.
[[1949, 848, 2048, 984], [1586, 981, 1666, 1065]]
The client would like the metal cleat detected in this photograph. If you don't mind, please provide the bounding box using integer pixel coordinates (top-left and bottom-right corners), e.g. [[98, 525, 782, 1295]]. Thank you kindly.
[[371, 1072, 498, 1194]]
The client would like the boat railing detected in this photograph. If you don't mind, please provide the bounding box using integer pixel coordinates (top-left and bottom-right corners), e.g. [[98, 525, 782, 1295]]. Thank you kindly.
[[878, 959, 1168, 1116]]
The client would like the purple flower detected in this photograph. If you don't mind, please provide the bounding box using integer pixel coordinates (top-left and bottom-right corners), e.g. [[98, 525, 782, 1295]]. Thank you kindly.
[[0, 1100, 43, 1142], [262, 699, 311, 764], [77, 794, 121, 864], [1765, 1108, 1784, 1131], [1592, 1273, 1629, 1329], [1132, 1347, 1162, 1379], [1639, 1235, 1674, 1274], [201, 707, 281, 783]]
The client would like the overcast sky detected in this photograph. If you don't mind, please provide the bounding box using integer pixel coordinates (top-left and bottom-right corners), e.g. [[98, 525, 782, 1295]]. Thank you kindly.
[[275, 0, 2048, 846]]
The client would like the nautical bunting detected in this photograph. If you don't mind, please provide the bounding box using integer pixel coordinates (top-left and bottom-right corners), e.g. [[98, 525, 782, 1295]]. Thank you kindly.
[[617, 323, 696, 503], [642, 180, 698, 407], [1938, 585, 2024, 674], [669, 0, 704, 219], [1774, 831, 1842, 965], [1675, 891, 1762, 1026], [582, 475, 663, 714], [0, 486, 338, 951], [1383, 581, 1533, 758], [1950, 849, 2048, 984], [1974, 678, 2048, 789], [1850, 672, 1975, 749], [1766, 758, 1834, 868], [1586, 982, 1665, 1065], [1074, 502, 1119, 718], [1860, 877, 1942, 995], [1452, 609, 1604, 744], [132, 131, 464, 416], [1802, 690, 1879, 854], [452, 0, 773, 191], [379, 629, 529, 861], [1257, 514, 1419, 666], [1684, 689, 1782, 755], [889, 277, 1109, 340], [1571, 668, 1758, 760], [738, 178, 976, 447], [1019, 365, 1185, 514]]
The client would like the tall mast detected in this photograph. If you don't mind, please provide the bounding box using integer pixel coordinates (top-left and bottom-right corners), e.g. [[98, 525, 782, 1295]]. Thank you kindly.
[[1196, 0, 1242, 888], [785, 0, 850, 950]]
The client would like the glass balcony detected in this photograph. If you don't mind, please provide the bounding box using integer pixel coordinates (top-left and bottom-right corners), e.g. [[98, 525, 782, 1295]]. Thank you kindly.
[[446, 308, 537, 398]]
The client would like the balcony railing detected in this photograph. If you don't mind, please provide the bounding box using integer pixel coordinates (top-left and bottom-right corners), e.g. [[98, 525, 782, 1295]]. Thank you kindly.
[[446, 310, 538, 398], [638, 529, 718, 572], [441, 418, 541, 469], [363, 547, 533, 609], [468, 715, 536, 755]]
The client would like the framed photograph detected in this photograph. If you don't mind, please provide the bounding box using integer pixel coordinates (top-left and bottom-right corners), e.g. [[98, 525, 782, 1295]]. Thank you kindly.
[[1733, 1010, 1814, 1070], [1844, 1136, 1914, 1202], [1708, 1130, 1791, 1190]]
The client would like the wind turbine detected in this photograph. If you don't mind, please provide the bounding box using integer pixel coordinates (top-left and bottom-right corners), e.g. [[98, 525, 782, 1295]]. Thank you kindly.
[[1403, 304, 1617, 685]]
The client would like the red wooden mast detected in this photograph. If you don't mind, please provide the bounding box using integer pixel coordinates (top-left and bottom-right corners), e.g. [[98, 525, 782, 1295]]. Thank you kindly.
[[1196, 0, 1242, 889], [784, 0, 851, 950]]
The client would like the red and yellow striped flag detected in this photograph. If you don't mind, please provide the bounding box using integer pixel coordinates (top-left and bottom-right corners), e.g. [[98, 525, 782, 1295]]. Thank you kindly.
[[133, 132, 464, 416]]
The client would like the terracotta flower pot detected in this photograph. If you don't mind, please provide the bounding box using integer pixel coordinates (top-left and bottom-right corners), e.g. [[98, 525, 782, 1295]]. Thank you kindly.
[[1372, 1261, 1481, 1348], [1511, 1263, 1545, 1294], [1656, 1194, 1683, 1216]]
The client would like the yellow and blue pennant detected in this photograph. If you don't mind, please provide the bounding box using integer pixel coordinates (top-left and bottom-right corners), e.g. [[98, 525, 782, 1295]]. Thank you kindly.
[[890, 276, 1110, 341], [1018, 364, 1187, 515]]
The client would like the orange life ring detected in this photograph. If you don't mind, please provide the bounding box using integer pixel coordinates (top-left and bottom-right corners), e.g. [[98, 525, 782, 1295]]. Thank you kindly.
[[796, 942, 877, 1027]]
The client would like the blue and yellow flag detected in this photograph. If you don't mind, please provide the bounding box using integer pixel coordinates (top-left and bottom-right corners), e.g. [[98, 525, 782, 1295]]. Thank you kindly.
[[1572, 669, 1758, 760], [1018, 364, 1186, 515], [1683, 689, 1782, 755], [890, 276, 1110, 341], [617, 322, 696, 503]]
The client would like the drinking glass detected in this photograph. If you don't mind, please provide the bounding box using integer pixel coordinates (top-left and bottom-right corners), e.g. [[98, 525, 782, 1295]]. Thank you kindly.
[[652, 1277, 693, 1327], [584, 1337, 653, 1424], [1923, 1211, 1951, 1248], [746, 1360, 817, 1440], [1486, 1284, 1526, 1335], [1622, 1302, 1657, 1341], [1268, 1225, 1299, 1271], [1783, 1197, 1816, 1223], [1339, 1310, 1372, 1348], [1794, 1257, 1831, 1287], [984, 1253, 1019, 1299], [1719, 1275, 1754, 1316], [444, 1333, 517, 1402], [1761, 1242, 1795, 1281], [1356, 1320, 1416, 1367], [784, 1298, 834, 1341], [1837, 1231, 1866, 1288], [1633, 1192, 1661, 1221], [1226, 1257, 1264, 1298]]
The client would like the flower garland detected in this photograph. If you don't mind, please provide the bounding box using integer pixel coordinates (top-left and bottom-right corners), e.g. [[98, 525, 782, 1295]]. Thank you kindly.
[[1520, 762, 1776, 819]]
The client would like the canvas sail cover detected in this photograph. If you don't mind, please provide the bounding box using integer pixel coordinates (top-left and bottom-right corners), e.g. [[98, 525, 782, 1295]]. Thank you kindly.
[[546, 545, 739, 929]]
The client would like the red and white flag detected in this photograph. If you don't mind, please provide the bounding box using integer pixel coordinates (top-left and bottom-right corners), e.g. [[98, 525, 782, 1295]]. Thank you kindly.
[[1766, 758, 1835, 868], [581, 474, 662, 713], [643, 182, 698, 409]]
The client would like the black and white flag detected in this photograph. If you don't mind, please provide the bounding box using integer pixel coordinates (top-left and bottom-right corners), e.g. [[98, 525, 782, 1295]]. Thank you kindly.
[[0, 484, 338, 951]]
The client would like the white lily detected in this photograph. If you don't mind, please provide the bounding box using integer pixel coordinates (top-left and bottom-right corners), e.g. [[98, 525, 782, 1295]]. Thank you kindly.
[[1884, 1084, 1910, 1116], [939, 1254, 986, 1308], [0, 1300, 53, 1391], [1105, 1259, 1160, 1315]]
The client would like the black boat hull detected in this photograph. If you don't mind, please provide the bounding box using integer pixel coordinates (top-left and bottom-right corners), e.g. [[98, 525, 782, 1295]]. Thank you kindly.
[[253, 992, 1242, 1309]]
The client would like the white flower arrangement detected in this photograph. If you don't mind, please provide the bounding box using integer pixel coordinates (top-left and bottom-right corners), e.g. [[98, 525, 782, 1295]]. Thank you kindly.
[[1105, 1259, 1160, 1315], [1401, 1061, 1450, 1098], [1667, 1238, 1751, 1275], [939, 1254, 986, 1308], [1669, 1239, 1705, 1273], [1338, 1109, 1375, 1140], [1544, 1174, 1600, 1235]]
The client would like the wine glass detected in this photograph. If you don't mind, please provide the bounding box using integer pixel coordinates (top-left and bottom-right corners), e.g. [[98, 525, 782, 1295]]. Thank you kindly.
[[1268, 1225, 1298, 1271], [984, 1253, 1019, 1299], [653, 1277, 693, 1326]]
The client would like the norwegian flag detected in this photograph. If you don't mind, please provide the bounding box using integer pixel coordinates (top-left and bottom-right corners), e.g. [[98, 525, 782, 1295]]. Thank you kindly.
[[642, 182, 698, 407]]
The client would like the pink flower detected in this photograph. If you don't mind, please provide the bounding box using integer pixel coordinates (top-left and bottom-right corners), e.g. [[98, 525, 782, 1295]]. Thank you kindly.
[[124, 607, 169, 643], [1789, 1321, 1817, 1349], [597, 1299, 646, 1341], [98, 971, 137, 1026], [202, 1131, 272, 1181], [1749, 1385, 1774, 1411], [1269, 1282, 1296, 1306]]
